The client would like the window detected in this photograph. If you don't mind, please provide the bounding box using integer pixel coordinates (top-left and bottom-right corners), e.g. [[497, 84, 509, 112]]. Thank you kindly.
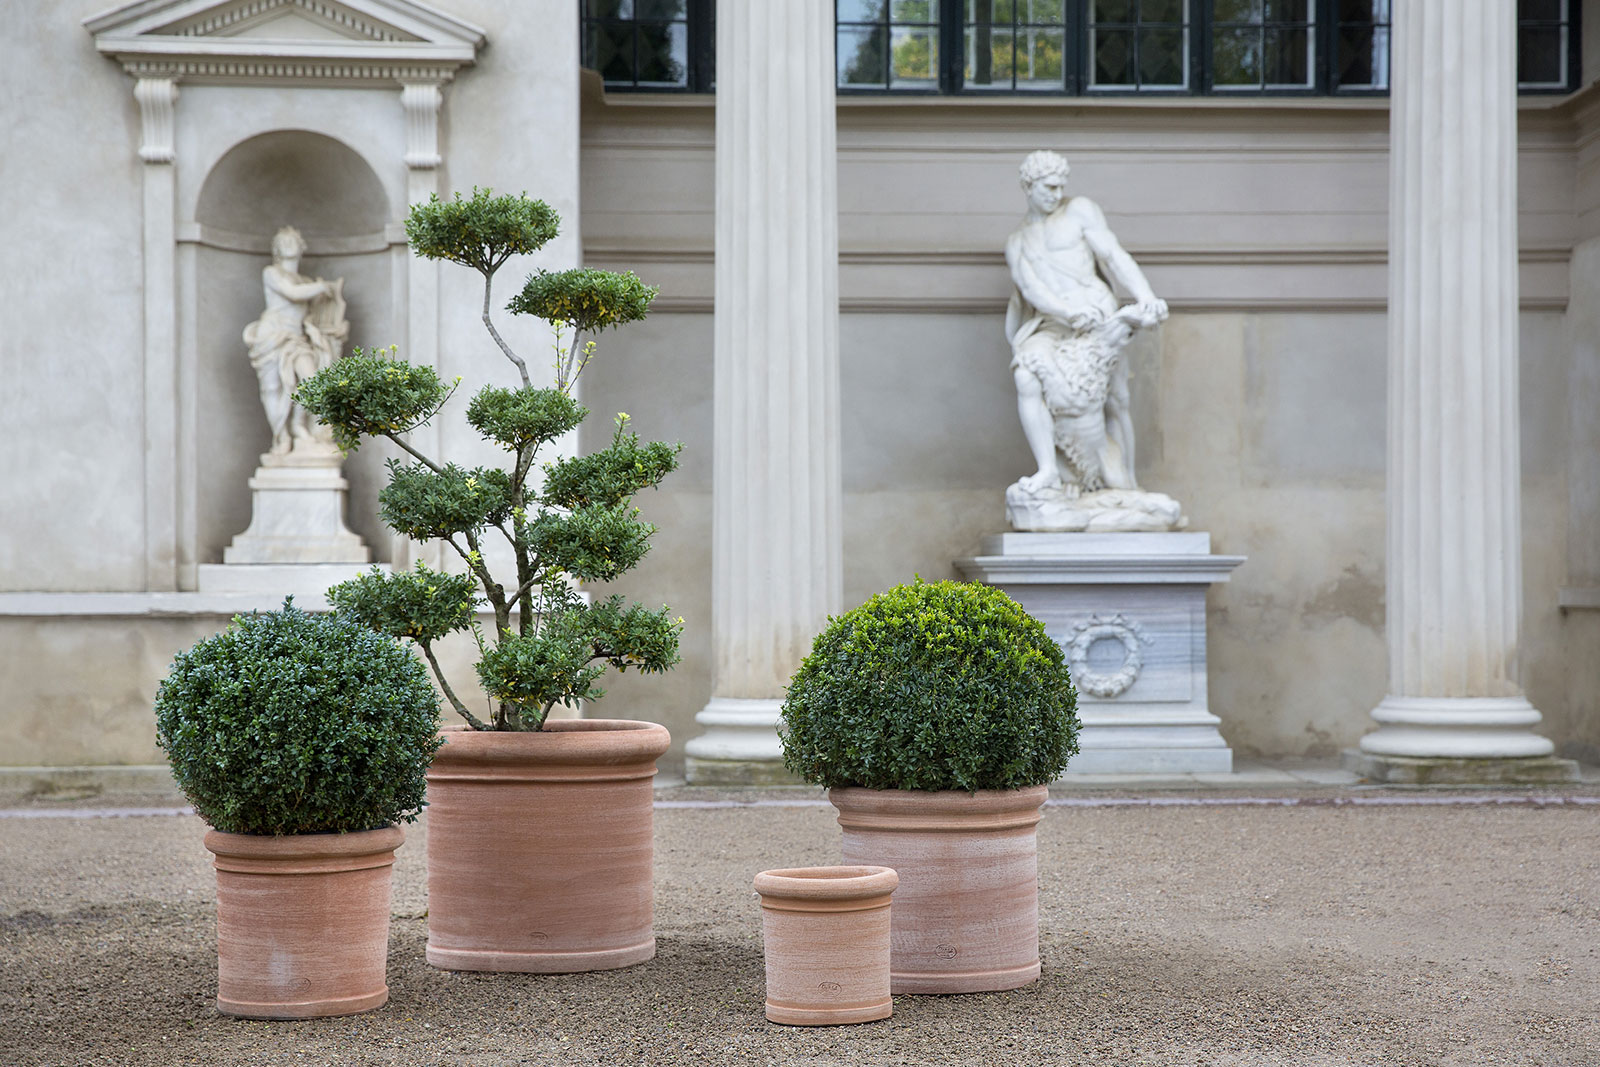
[[581, 1, 1578, 97], [581, 0, 713, 91]]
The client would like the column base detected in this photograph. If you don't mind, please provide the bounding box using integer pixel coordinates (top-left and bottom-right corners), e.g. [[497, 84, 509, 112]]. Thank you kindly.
[[1359, 696, 1557, 758], [683, 697, 802, 786], [1342, 750, 1580, 786]]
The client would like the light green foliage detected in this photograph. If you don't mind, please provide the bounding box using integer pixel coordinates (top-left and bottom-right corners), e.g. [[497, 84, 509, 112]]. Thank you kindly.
[[378, 461, 513, 542], [302, 191, 681, 731], [154, 602, 441, 835], [295, 347, 452, 452], [405, 188, 559, 276], [329, 563, 478, 643], [467, 385, 586, 451], [508, 268, 657, 334], [780, 580, 1080, 791]]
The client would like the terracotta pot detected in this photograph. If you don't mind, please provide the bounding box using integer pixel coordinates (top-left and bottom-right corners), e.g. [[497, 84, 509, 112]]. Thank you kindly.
[[205, 825, 403, 1019], [753, 865, 898, 1026], [424, 719, 671, 972], [829, 785, 1047, 994]]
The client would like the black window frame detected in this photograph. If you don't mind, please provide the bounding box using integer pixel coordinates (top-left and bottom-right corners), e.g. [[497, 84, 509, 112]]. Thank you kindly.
[[580, 0, 715, 93], [579, 1, 1581, 98]]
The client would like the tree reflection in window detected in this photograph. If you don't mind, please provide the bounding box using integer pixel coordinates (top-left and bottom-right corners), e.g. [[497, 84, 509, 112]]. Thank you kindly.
[[1212, 0, 1314, 90], [839, 1, 940, 89], [965, 1, 1068, 92]]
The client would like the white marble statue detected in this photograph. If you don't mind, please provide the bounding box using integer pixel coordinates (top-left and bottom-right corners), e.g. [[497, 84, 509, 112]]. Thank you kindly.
[[1004, 150, 1184, 532], [242, 226, 348, 456]]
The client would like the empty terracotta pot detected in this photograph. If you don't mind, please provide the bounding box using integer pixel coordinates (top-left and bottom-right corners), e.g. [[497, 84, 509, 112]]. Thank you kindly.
[[830, 785, 1047, 994], [205, 825, 403, 1019], [754, 865, 898, 1026], [424, 719, 671, 972]]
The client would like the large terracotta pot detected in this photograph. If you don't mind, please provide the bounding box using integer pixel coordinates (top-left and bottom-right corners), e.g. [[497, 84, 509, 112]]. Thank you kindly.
[[424, 719, 671, 972], [830, 785, 1047, 994], [205, 825, 403, 1019], [753, 865, 898, 1026]]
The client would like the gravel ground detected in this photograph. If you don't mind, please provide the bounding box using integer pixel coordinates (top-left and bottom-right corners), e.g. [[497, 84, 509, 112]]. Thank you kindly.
[[2, 793, 1597, 1067]]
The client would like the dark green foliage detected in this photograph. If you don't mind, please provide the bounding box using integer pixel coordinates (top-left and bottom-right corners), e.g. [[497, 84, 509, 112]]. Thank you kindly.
[[508, 268, 657, 333], [405, 189, 559, 276], [305, 191, 681, 730], [329, 563, 478, 643], [780, 580, 1080, 792], [475, 598, 682, 730], [523, 503, 656, 584], [379, 462, 513, 541], [467, 386, 586, 451], [294, 349, 452, 452], [540, 419, 681, 510], [154, 602, 441, 835]]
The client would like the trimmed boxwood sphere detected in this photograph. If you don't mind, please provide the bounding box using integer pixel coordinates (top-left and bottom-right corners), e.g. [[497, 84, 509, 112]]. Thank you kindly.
[[780, 580, 1079, 791], [155, 602, 442, 835]]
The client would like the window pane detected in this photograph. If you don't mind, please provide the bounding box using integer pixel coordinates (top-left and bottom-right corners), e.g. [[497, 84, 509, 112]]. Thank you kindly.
[[966, 25, 1015, 87], [1263, 0, 1309, 20], [1337, 0, 1390, 19], [892, 0, 936, 20], [1214, 0, 1263, 23], [1264, 26, 1311, 85], [1139, 27, 1186, 85], [1093, 27, 1135, 84], [1519, 0, 1564, 21], [1093, 0, 1134, 23], [891, 26, 938, 85], [838, 0, 887, 20], [1017, 0, 1065, 25], [1017, 26, 1065, 88], [1213, 26, 1262, 84], [1336, 24, 1389, 88], [585, 0, 633, 16], [1142, 0, 1184, 22], [1518, 26, 1566, 85], [635, 0, 685, 17], [636, 21, 687, 85], [838, 25, 888, 84], [585, 21, 635, 82]]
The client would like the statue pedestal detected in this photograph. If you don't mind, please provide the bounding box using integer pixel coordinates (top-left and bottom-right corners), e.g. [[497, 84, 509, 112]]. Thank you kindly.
[[957, 532, 1245, 775], [198, 451, 375, 595]]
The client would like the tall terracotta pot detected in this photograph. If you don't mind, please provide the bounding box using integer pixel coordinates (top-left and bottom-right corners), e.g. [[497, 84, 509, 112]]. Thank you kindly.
[[754, 865, 898, 1026], [205, 825, 403, 1019], [424, 719, 671, 972], [830, 785, 1047, 994]]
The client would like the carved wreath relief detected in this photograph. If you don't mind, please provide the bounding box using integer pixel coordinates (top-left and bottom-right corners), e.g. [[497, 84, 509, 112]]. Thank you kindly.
[[1064, 613, 1153, 698]]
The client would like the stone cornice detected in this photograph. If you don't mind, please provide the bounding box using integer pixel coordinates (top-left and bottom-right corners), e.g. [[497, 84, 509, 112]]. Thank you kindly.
[[86, 0, 484, 86]]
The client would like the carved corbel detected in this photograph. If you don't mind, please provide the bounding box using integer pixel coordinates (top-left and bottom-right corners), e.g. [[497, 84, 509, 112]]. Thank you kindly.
[[132, 75, 178, 163], [401, 80, 446, 169]]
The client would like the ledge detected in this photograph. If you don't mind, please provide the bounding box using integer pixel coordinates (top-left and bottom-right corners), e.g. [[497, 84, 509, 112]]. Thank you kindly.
[[1559, 587, 1600, 611], [0, 592, 332, 618]]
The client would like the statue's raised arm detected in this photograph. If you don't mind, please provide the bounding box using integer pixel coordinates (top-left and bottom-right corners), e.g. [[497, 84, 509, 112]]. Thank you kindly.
[[1002, 150, 1184, 533]]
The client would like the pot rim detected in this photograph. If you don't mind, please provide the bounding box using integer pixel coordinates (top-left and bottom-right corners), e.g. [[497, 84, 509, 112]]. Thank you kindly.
[[753, 864, 899, 902], [429, 718, 671, 779], [204, 824, 405, 869]]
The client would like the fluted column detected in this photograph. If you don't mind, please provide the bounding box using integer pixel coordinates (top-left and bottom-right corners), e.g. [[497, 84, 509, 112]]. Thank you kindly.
[[1357, 0, 1571, 780], [684, 0, 842, 784]]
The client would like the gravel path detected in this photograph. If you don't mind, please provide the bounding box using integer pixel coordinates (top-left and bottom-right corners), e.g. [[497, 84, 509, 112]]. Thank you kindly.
[[2, 797, 1597, 1066]]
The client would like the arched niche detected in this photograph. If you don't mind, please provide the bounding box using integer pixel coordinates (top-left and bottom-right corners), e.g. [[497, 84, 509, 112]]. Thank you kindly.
[[192, 129, 398, 566]]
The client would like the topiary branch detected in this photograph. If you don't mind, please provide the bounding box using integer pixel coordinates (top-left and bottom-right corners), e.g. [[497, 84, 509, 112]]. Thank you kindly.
[[418, 638, 489, 731], [482, 269, 532, 389]]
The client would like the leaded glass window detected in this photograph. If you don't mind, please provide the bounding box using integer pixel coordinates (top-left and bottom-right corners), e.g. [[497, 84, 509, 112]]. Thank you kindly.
[[1331, 1, 1390, 91], [582, 1, 691, 89], [838, 1, 941, 90], [1210, 0, 1314, 91], [1087, 0, 1189, 91]]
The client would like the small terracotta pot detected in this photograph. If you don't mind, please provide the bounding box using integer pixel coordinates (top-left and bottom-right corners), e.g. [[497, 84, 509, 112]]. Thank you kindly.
[[205, 825, 403, 1019], [754, 865, 898, 1026], [424, 719, 671, 972], [830, 785, 1047, 994]]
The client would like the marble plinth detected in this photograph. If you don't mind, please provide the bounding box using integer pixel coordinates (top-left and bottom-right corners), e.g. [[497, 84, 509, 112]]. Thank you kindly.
[[221, 451, 370, 565], [683, 698, 804, 786], [957, 532, 1245, 775]]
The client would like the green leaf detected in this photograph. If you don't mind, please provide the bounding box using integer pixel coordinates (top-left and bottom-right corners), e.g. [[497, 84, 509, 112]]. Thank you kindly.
[[379, 462, 513, 541], [508, 268, 657, 332], [405, 189, 559, 276], [329, 563, 479, 643], [467, 385, 587, 451], [294, 349, 451, 452]]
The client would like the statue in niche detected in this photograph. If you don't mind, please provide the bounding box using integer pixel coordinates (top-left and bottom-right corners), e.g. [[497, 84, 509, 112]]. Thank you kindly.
[[1004, 150, 1184, 532], [242, 226, 348, 456]]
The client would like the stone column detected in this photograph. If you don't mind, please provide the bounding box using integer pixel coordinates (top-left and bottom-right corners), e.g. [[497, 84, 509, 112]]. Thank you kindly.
[[135, 76, 179, 590], [683, 0, 842, 784], [1354, 0, 1575, 783]]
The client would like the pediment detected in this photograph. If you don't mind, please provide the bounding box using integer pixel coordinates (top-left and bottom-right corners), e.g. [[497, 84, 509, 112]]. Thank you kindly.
[[86, 0, 484, 83]]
